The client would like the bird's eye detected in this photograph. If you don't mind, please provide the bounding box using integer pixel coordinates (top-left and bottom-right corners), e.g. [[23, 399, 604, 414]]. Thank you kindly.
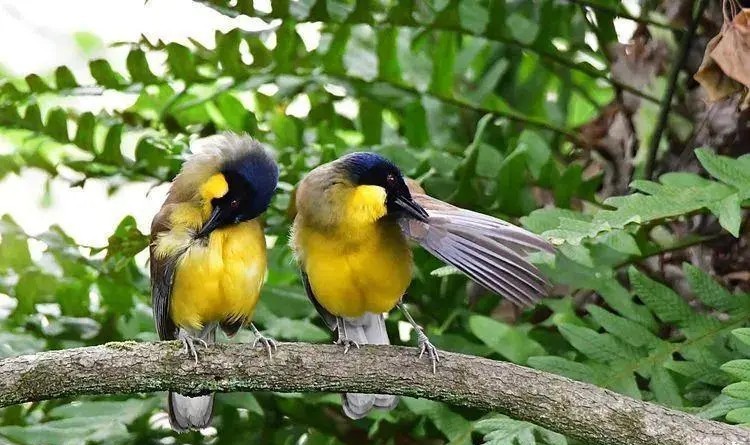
[[386, 173, 396, 185], [230, 199, 239, 209]]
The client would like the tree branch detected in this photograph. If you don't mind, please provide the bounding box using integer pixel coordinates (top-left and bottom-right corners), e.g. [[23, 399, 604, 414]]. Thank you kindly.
[[1, 342, 748, 445], [565, 0, 681, 31]]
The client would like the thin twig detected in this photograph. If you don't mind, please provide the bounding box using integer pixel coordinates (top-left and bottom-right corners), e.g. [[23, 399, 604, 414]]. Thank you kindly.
[[330, 72, 585, 144], [580, 4, 639, 192], [614, 233, 721, 269], [642, 0, 709, 180], [566, 0, 681, 31]]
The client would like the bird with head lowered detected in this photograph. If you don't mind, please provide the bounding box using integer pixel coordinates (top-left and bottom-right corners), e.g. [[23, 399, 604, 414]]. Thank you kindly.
[[150, 133, 279, 432], [290, 151, 554, 419]]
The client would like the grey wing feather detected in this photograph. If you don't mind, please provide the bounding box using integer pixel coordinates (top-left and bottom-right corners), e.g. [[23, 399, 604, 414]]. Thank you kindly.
[[150, 245, 180, 340], [301, 270, 338, 331], [401, 194, 554, 307], [150, 204, 182, 341], [446, 210, 554, 255]]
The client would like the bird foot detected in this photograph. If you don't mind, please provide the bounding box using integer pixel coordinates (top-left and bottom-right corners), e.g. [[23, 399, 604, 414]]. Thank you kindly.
[[252, 331, 278, 359], [334, 336, 360, 354], [416, 330, 440, 374], [178, 332, 209, 364]]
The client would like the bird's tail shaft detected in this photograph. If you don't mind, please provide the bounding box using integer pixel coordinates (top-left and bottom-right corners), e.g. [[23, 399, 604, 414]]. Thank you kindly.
[[339, 313, 399, 419], [168, 326, 216, 432]]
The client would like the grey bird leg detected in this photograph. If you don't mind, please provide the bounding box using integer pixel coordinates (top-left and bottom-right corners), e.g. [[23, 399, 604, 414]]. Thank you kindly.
[[398, 299, 440, 373], [250, 323, 278, 359], [335, 317, 360, 354], [178, 330, 209, 364]]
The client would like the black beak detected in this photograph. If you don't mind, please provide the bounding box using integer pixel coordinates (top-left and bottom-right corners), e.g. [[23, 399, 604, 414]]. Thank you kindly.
[[394, 196, 429, 222], [196, 206, 224, 238]]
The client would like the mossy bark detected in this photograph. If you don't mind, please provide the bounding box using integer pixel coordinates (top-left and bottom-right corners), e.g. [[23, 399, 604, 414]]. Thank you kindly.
[[1, 342, 748, 445]]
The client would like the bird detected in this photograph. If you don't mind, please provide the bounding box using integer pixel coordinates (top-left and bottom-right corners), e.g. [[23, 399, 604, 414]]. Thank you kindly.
[[150, 133, 279, 432], [290, 151, 554, 419]]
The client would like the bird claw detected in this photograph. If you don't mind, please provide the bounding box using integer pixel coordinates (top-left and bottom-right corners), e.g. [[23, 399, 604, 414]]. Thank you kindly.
[[252, 332, 278, 359], [416, 330, 440, 374], [335, 337, 360, 354], [179, 333, 208, 364]]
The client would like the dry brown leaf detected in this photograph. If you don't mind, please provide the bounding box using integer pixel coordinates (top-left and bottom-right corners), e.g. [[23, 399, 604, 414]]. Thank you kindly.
[[576, 103, 620, 149], [694, 33, 743, 101], [686, 88, 744, 148], [711, 9, 750, 87], [575, 102, 635, 195], [741, 89, 750, 110]]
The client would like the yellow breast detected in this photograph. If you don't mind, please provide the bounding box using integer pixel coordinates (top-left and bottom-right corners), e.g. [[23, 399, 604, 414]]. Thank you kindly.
[[293, 185, 413, 317], [169, 219, 267, 330]]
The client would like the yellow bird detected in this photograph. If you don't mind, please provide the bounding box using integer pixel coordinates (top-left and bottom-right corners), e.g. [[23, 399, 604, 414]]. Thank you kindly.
[[290, 152, 553, 419], [150, 133, 278, 431]]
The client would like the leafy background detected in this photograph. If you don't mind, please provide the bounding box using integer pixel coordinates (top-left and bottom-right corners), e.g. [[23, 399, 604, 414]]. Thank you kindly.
[[1, 0, 750, 444]]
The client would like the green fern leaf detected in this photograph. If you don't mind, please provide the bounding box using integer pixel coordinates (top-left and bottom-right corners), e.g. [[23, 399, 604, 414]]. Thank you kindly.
[[469, 315, 545, 363], [126, 49, 159, 84], [475, 415, 567, 445], [726, 407, 750, 424], [558, 323, 637, 363], [723, 382, 750, 401], [683, 264, 737, 311], [722, 360, 750, 381], [586, 305, 660, 348], [733, 328, 750, 347], [666, 360, 733, 387], [708, 193, 742, 237], [629, 267, 692, 324], [696, 147, 750, 199], [698, 394, 750, 419], [650, 366, 683, 407], [402, 398, 472, 445]]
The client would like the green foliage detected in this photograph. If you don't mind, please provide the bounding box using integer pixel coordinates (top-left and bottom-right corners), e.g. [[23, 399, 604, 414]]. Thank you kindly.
[[530, 265, 748, 403], [0, 1, 748, 444], [474, 415, 567, 445], [715, 329, 750, 425]]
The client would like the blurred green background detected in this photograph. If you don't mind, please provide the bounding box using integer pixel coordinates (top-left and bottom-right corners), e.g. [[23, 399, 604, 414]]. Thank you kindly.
[[1, 1, 750, 444]]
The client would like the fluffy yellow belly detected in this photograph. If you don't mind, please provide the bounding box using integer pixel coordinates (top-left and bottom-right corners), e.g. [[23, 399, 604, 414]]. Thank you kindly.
[[299, 221, 412, 317], [170, 220, 266, 330]]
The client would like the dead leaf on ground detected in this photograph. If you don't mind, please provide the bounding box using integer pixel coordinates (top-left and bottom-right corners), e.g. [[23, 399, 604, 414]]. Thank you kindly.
[[694, 6, 750, 101], [713, 9, 750, 85], [685, 88, 744, 148], [694, 33, 743, 100]]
